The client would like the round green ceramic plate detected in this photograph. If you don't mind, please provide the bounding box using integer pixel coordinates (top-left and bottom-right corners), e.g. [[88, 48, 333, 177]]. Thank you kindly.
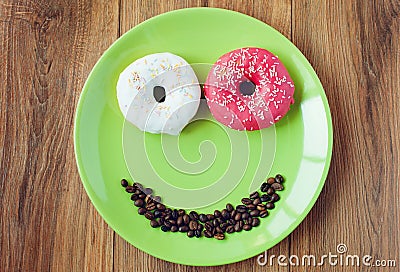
[[74, 8, 332, 266]]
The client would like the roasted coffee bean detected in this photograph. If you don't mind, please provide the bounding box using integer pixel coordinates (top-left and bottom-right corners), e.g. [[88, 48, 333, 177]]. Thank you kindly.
[[194, 230, 202, 238], [189, 220, 198, 230], [266, 202, 275, 209], [250, 210, 260, 217], [271, 193, 280, 202], [197, 224, 203, 231], [156, 203, 166, 210], [168, 219, 176, 225], [165, 208, 172, 214], [243, 224, 252, 231], [221, 209, 230, 220], [267, 177, 275, 185], [252, 217, 260, 227], [259, 210, 269, 218], [138, 193, 146, 199], [161, 225, 170, 232], [152, 196, 162, 203], [203, 230, 213, 238], [214, 233, 225, 240], [257, 204, 266, 211], [171, 209, 178, 219], [226, 225, 235, 233], [215, 226, 223, 234], [199, 214, 208, 223], [250, 191, 260, 199], [271, 183, 284, 191], [130, 194, 138, 201], [145, 212, 154, 220], [260, 194, 271, 202], [212, 219, 219, 227], [214, 210, 222, 218], [226, 203, 234, 212], [121, 179, 128, 187], [164, 221, 172, 228], [145, 196, 153, 204], [154, 210, 163, 218], [236, 205, 247, 213], [187, 230, 195, 238], [234, 222, 242, 232], [179, 226, 189, 232], [260, 182, 270, 192], [138, 207, 147, 215], [230, 210, 237, 218], [183, 214, 190, 225], [220, 222, 228, 230], [253, 198, 261, 205], [133, 189, 141, 195], [241, 198, 252, 205], [134, 199, 144, 207], [246, 217, 253, 225], [239, 220, 244, 228], [242, 212, 250, 220], [234, 212, 242, 221], [157, 217, 164, 225], [205, 222, 213, 231], [189, 211, 199, 220], [150, 219, 159, 228], [275, 174, 284, 183], [229, 219, 236, 225], [266, 188, 275, 195], [246, 204, 256, 210], [171, 225, 178, 232], [125, 186, 135, 193], [146, 203, 156, 211], [177, 216, 183, 226], [207, 214, 215, 221], [134, 182, 143, 190], [178, 209, 186, 216], [143, 188, 153, 195]]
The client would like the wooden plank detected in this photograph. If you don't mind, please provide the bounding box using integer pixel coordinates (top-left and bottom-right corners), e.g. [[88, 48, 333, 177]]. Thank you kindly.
[[0, 0, 118, 271], [115, 1, 292, 271], [291, 0, 399, 271]]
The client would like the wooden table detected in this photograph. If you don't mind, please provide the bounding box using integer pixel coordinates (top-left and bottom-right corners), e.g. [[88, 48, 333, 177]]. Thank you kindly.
[[1, 1, 399, 271]]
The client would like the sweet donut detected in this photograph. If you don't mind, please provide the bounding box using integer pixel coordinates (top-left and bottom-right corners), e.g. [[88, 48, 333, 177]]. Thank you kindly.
[[117, 53, 201, 135], [204, 47, 295, 131]]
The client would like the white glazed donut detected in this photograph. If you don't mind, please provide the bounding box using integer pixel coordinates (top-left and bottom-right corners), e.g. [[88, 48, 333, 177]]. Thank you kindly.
[[116, 53, 201, 135]]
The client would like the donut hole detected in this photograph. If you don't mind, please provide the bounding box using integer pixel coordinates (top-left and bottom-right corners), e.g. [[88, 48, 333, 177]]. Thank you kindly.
[[153, 86, 166, 103], [239, 80, 256, 96]]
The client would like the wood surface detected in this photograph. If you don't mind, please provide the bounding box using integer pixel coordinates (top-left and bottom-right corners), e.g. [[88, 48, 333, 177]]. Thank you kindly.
[[0, 0, 398, 271]]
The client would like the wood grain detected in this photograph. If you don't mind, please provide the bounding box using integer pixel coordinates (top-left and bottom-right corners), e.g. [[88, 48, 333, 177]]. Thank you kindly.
[[1, 0, 399, 271]]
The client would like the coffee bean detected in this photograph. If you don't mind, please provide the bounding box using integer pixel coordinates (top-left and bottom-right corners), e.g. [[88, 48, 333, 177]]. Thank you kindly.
[[215, 226, 223, 234], [171, 209, 178, 220], [168, 219, 176, 225], [275, 174, 284, 183], [220, 222, 228, 231], [212, 219, 219, 227], [133, 189, 141, 195], [271, 183, 284, 191], [199, 214, 207, 223], [194, 230, 201, 238], [230, 210, 237, 218], [236, 205, 247, 213], [165, 208, 172, 214], [138, 193, 146, 199], [138, 207, 147, 215], [146, 203, 156, 211], [171, 225, 178, 232], [260, 210, 269, 218], [234, 222, 242, 232], [183, 214, 190, 225], [154, 210, 163, 218], [134, 182, 143, 190], [241, 198, 252, 205], [130, 194, 138, 201], [156, 203, 166, 210], [205, 222, 213, 232], [260, 182, 270, 192], [242, 212, 250, 220], [125, 186, 135, 193], [252, 218, 260, 227], [252, 198, 261, 205], [161, 225, 170, 232], [221, 209, 230, 220], [152, 196, 162, 203], [271, 193, 280, 202], [150, 220, 159, 228], [257, 204, 266, 211], [260, 194, 271, 202], [267, 188, 275, 195], [179, 226, 189, 232], [187, 230, 195, 238], [145, 212, 154, 220], [214, 210, 222, 218], [204, 230, 213, 238], [178, 209, 185, 216], [121, 179, 128, 187], [189, 211, 199, 220], [267, 177, 275, 185], [214, 233, 225, 240], [246, 204, 256, 210], [207, 214, 215, 221], [226, 203, 234, 212], [143, 188, 152, 195], [250, 191, 260, 199], [189, 220, 198, 230], [243, 224, 252, 231], [226, 225, 235, 233], [229, 219, 236, 225], [145, 195, 153, 204], [177, 216, 183, 226], [250, 210, 260, 217], [164, 221, 171, 228], [197, 224, 203, 231], [239, 220, 244, 228], [134, 199, 144, 207], [266, 202, 275, 209], [234, 213, 242, 221], [157, 217, 164, 225]]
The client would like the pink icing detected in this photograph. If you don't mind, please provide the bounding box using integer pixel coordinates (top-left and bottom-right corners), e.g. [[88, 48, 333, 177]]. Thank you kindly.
[[204, 47, 295, 131]]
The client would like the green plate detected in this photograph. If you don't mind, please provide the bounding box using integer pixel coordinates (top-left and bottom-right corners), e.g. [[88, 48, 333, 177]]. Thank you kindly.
[[74, 8, 333, 266]]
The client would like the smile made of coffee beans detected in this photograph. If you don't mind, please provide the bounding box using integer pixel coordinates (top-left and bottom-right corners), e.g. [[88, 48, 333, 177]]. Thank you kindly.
[[120, 174, 284, 240]]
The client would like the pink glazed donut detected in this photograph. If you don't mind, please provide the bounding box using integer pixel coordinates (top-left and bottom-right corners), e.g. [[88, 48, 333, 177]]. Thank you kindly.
[[204, 47, 295, 131]]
